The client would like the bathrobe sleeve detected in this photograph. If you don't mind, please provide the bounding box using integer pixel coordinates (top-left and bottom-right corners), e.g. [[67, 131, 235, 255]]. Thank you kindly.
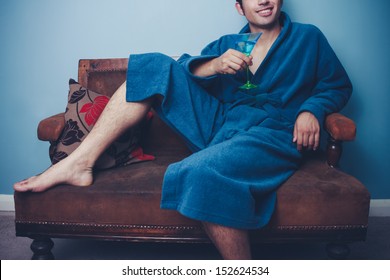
[[176, 39, 226, 88], [296, 27, 352, 126]]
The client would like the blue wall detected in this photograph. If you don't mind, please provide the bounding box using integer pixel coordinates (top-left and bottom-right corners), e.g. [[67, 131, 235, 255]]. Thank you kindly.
[[1, 0, 389, 198]]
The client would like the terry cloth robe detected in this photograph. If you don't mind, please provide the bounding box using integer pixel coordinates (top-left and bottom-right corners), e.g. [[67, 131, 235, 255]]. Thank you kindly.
[[126, 12, 352, 229]]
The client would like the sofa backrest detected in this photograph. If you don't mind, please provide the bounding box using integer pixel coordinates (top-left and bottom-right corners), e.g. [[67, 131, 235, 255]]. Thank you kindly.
[[78, 58, 191, 158], [78, 58, 128, 97]]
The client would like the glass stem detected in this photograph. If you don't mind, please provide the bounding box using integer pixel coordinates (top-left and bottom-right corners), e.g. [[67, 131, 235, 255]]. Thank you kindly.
[[246, 66, 250, 85]]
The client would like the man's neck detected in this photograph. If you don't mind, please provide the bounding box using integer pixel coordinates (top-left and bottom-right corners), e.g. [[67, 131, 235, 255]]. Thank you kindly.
[[250, 20, 282, 45], [261, 27, 281, 46]]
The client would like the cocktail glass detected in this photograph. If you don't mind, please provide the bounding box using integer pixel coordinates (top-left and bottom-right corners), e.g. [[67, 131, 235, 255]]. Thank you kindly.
[[235, 33, 261, 90]]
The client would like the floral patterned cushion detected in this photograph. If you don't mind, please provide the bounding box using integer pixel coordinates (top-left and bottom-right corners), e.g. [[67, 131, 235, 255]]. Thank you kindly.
[[50, 79, 155, 169]]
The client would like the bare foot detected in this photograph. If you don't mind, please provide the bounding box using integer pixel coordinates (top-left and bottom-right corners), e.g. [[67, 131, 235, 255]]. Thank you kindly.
[[13, 156, 93, 193]]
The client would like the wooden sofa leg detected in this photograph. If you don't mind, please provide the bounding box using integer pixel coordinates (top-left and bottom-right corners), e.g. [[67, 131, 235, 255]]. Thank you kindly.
[[30, 238, 55, 260], [326, 137, 343, 168], [326, 242, 350, 259]]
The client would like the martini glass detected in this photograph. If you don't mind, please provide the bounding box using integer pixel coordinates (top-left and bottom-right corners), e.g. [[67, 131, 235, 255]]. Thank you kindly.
[[235, 33, 261, 90]]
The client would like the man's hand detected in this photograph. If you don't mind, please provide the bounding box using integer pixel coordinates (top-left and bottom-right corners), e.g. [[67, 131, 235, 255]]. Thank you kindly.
[[211, 49, 253, 75], [191, 49, 252, 77], [293, 112, 320, 151]]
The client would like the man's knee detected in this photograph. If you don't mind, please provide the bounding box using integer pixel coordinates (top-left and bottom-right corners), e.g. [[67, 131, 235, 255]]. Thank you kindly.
[[145, 52, 177, 67]]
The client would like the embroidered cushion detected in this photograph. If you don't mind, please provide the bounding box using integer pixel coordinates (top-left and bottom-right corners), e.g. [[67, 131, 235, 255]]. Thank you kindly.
[[50, 79, 154, 169]]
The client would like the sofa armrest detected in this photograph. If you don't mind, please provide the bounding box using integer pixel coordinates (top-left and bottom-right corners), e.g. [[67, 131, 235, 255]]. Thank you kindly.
[[324, 113, 356, 168], [37, 111, 355, 164], [37, 113, 65, 142], [325, 113, 356, 142]]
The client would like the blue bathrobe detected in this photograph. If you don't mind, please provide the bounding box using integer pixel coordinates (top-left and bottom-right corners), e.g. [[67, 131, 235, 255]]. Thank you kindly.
[[126, 12, 352, 229]]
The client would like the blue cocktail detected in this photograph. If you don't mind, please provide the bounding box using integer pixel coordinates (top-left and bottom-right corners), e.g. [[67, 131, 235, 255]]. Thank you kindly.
[[235, 33, 261, 90]]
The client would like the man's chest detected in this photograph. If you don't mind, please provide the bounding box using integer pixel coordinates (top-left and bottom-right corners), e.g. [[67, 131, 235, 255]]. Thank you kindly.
[[248, 44, 269, 75]]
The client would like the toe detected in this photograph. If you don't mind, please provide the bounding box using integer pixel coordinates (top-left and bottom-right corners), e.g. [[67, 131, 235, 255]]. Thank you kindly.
[[13, 183, 29, 192], [13, 177, 35, 192]]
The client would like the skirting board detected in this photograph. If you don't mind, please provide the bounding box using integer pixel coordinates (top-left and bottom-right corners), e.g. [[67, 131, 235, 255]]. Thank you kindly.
[[0, 195, 15, 212], [369, 199, 390, 217], [1, 195, 390, 216]]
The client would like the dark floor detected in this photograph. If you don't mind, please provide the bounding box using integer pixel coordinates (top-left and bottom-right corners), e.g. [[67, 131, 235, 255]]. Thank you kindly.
[[1, 212, 389, 260]]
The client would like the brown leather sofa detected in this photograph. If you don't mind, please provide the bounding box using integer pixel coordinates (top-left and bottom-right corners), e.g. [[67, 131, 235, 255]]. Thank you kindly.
[[14, 58, 370, 260]]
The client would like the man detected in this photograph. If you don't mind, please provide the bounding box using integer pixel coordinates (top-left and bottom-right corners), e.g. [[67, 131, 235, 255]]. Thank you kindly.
[[14, 0, 352, 259]]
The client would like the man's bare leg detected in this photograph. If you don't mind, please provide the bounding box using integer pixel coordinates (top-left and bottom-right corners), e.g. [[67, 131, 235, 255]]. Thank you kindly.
[[14, 82, 152, 192], [203, 222, 251, 260]]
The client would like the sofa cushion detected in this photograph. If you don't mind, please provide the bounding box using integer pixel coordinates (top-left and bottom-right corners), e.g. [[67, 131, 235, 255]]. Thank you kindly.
[[50, 79, 154, 169], [14, 155, 369, 236]]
